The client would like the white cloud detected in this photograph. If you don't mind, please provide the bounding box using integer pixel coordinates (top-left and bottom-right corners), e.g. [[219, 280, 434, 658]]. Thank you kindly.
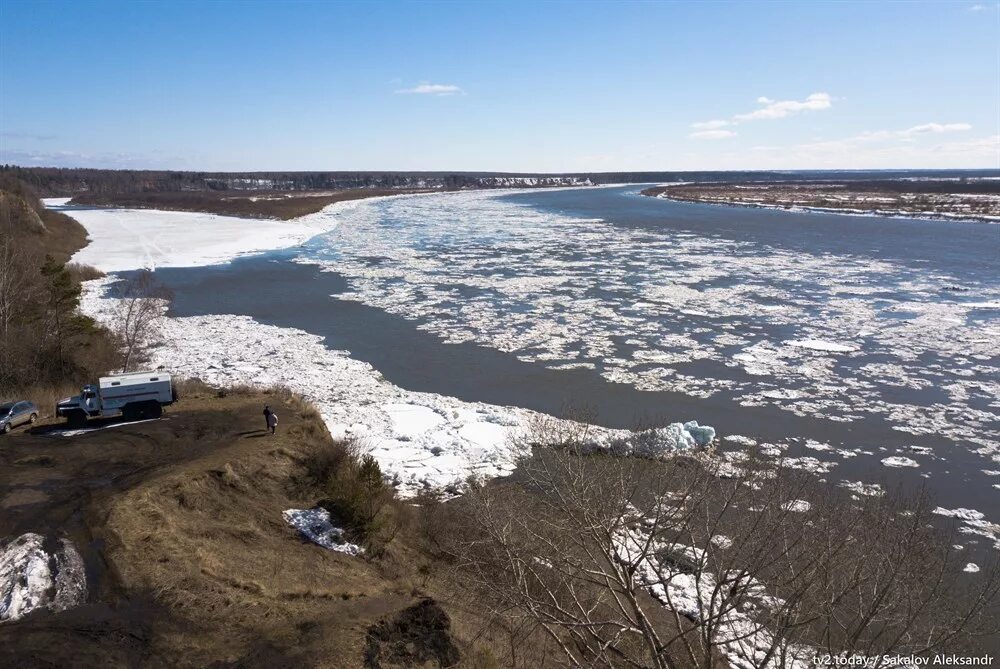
[[690, 119, 731, 130], [969, 4, 986, 11], [689, 92, 833, 137], [898, 122, 972, 137], [734, 92, 833, 121], [394, 83, 464, 96], [690, 129, 738, 140]]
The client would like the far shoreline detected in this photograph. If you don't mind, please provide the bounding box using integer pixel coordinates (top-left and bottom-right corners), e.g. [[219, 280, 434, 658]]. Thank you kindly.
[[641, 182, 1000, 225], [67, 187, 443, 221]]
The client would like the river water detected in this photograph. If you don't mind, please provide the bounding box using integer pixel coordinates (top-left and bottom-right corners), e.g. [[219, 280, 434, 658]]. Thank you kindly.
[[148, 185, 999, 549]]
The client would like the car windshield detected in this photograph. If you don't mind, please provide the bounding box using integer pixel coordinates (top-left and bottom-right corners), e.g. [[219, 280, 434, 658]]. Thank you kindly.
[[0, 403, 14, 413]]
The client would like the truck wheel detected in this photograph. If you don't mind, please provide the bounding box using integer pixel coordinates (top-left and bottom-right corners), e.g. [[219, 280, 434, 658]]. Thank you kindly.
[[67, 411, 87, 428], [148, 402, 163, 419], [122, 405, 138, 422], [1, 423, 10, 434]]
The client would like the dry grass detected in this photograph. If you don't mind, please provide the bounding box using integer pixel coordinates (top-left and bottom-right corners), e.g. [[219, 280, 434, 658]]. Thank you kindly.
[[96, 393, 409, 665], [0, 387, 548, 666], [65, 262, 105, 282], [1, 380, 79, 419]]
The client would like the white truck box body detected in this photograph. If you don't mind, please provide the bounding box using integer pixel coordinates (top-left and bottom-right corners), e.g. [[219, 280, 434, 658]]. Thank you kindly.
[[97, 372, 173, 412]]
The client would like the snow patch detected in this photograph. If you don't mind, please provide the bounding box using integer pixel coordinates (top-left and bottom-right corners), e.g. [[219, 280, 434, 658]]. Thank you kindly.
[[282, 508, 364, 556], [0, 533, 86, 622]]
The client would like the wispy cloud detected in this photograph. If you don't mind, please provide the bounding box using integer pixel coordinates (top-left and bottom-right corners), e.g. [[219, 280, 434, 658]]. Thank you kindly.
[[689, 92, 833, 139], [969, 4, 987, 11], [899, 122, 972, 136], [690, 129, 738, 140], [734, 92, 832, 121], [394, 82, 464, 96], [690, 119, 732, 130]]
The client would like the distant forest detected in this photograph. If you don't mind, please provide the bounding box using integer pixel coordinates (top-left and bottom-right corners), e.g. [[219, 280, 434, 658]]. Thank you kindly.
[[3, 165, 997, 196]]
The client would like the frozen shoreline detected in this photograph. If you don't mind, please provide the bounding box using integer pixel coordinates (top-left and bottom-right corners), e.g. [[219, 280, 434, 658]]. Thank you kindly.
[[44, 194, 422, 272]]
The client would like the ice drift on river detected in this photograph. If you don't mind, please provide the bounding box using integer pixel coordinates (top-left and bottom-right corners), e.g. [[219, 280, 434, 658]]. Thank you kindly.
[[0, 533, 86, 622], [79, 275, 714, 496]]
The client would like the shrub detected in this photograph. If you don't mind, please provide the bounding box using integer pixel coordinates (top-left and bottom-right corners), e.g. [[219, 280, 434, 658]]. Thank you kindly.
[[320, 452, 396, 554], [298, 439, 398, 555], [65, 262, 105, 282]]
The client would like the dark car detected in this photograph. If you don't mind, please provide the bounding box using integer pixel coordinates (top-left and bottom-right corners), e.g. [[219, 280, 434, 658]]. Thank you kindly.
[[0, 400, 38, 433]]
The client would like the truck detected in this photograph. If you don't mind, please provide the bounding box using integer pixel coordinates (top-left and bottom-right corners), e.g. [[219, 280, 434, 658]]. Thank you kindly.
[[56, 371, 175, 427]]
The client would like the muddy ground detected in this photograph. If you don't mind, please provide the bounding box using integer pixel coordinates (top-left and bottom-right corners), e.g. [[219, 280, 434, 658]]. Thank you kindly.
[[0, 387, 512, 668]]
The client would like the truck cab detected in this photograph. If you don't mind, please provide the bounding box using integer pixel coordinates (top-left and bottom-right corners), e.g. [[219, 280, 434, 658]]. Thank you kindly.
[[57, 371, 175, 427]]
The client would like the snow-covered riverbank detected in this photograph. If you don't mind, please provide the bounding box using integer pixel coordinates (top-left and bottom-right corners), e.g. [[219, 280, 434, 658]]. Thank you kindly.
[[44, 196, 373, 272]]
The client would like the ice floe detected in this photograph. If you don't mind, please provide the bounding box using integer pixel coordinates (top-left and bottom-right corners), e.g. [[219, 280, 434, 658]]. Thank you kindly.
[[0, 533, 86, 622], [614, 517, 815, 669], [838, 480, 885, 497], [290, 189, 997, 467], [782, 500, 811, 513], [934, 507, 985, 522], [881, 456, 920, 468], [785, 339, 858, 353]]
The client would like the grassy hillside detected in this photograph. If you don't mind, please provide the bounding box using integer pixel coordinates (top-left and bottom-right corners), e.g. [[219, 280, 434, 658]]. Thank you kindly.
[[0, 385, 531, 667]]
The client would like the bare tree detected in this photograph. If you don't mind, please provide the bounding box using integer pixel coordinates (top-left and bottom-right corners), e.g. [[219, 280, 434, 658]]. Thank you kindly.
[[110, 270, 172, 372], [443, 436, 1000, 669], [0, 235, 35, 342]]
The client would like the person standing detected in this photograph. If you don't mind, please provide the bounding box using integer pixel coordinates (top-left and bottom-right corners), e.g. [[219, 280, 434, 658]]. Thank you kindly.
[[263, 405, 271, 431], [267, 410, 278, 435]]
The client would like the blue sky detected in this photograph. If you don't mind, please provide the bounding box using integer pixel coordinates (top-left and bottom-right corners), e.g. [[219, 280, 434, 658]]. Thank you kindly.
[[1, 0, 997, 171]]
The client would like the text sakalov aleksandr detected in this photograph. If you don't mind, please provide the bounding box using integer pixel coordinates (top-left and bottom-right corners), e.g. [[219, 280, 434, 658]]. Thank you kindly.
[[816, 656, 994, 667]]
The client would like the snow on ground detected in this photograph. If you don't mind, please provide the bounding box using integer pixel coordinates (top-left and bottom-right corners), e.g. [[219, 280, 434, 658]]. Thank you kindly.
[[50, 418, 160, 438], [282, 508, 363, 556], [0, 533, 86, 622], [43, 196, 373, 272]]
